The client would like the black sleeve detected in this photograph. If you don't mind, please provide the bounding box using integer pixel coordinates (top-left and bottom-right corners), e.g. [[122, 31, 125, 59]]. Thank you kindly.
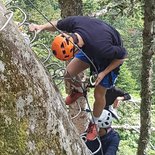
[[112, 87, 125, 96], [114, 87, 131, 101], [97, 31, 127, 59], [106, 87, 131, 106], [112, 87, 131, 100], [123, 93, 131, 100], [106, 87, 123, 106], [57, 16, 75, 32]]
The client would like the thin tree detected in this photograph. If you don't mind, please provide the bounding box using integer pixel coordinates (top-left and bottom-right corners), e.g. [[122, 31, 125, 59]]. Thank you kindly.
[[137, 0, 155, 154]]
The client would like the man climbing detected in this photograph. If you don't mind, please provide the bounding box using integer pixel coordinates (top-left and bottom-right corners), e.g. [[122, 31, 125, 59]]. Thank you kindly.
[[29, 16, 127, 140]]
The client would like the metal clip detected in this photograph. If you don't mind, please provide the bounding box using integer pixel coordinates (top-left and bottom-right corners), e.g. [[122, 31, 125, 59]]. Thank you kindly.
[[89, 74, 97, 86]]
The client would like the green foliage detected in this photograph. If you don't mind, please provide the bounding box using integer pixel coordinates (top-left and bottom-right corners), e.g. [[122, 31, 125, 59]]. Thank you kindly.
[[83, 0, 101, 15], [116, 62, 139, 95], [25, 0, 60, 23], [116, 15, 143, 91], [118, 140, 137, 155], [148, 150, 155, 155]]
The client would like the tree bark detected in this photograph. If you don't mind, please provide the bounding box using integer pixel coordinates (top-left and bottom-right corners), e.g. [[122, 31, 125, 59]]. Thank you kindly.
[[0, 2, 89, 155], [137, 0, 155, 154], [58, 0, 83, 18]]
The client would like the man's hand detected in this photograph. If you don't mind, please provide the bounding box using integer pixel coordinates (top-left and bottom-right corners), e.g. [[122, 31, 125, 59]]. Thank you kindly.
[[95, 71, 105, 86], [29, 21, 58, 32], [113, 96, 124, 108], [29, 23, 43, 33], [95, 59, 125, 86]]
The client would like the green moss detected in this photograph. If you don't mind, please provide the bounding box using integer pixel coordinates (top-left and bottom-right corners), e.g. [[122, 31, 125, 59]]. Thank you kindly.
[[31, 130, 63, 155], [0, 107, 27, 152], [0, 90, 29, 154], [17, 119, 29, 153]]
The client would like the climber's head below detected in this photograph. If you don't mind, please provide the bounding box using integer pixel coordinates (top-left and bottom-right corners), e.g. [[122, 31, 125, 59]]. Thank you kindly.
[[97, 109, 114, 136], [98, 109, 113, 129]]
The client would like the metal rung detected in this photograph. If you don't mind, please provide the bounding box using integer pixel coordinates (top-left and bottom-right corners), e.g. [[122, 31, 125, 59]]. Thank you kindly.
[[30, 43, 51, 63], [81, 132, 102, 155], [71, 101, 82, 119], [0, 11, 13, 31], [7, 6, 27, 27]]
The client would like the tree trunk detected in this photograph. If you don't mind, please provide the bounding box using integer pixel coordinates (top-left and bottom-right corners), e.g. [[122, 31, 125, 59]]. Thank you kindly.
[[0, 2, 89, 155], [137, 0, 155, 154], [58, 0, 89, 134], [58, 0, 83, 18]]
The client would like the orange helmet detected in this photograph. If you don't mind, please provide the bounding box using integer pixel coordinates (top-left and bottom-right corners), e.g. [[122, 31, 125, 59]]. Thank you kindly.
[[51, 34, 75, 61]]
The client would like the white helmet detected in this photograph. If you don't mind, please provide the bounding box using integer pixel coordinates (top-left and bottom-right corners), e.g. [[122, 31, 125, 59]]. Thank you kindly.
[[98, 109, 113, 128]]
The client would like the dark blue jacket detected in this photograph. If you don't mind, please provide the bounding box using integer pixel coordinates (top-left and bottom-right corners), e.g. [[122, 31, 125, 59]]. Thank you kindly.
[[85, 128, 120, 155], [57, 16, 127, 71]]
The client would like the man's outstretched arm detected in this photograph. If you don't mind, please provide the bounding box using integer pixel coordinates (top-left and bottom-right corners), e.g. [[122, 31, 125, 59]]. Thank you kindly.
[[29, 20, 58, 32]]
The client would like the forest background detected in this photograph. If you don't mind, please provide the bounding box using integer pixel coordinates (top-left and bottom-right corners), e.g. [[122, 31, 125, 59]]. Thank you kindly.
[[1, 0, 155, 154]]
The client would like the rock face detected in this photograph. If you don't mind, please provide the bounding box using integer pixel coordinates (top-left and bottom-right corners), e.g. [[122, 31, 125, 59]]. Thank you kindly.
[[0, 2, 89, 155]]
